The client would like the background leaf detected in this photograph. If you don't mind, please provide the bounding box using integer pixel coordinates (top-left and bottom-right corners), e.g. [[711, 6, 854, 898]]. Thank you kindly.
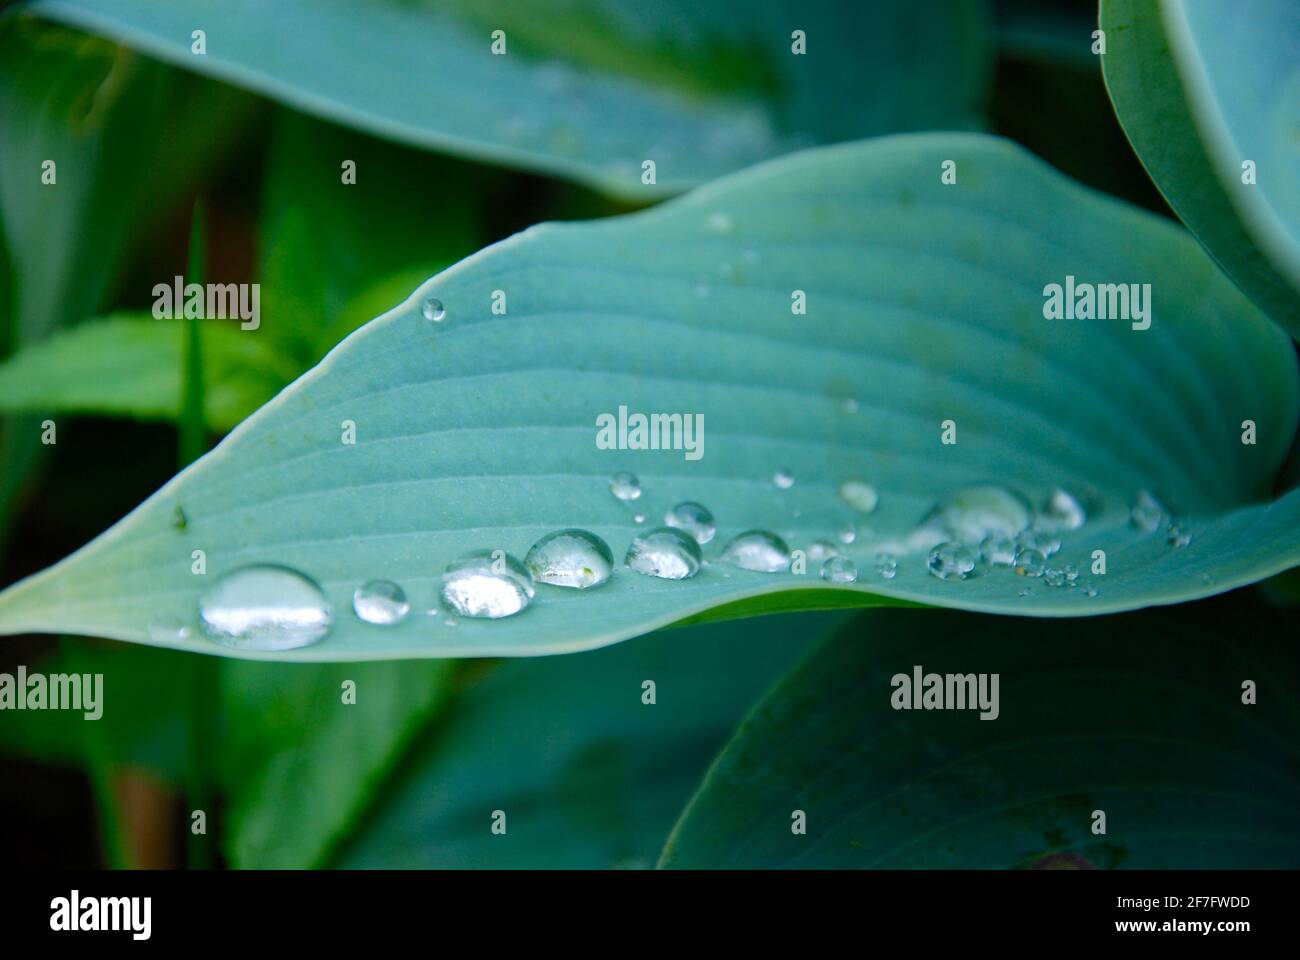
[[660, 600, 1300, 868], [28, 0, 993, 198], [0, 134, 1297, 660], [1100, 0, 1300, 335], [336, 612, 835, 868]]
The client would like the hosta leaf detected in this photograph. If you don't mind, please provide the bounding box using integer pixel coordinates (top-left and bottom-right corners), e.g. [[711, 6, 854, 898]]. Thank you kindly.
[[336, 612, 833, 868], [27, 0, 992, 198], [0, 313, 289, 431], [1101, 0, 1300, 335], [659, 601, 1300, 868], [0, 134, 1298, 660]]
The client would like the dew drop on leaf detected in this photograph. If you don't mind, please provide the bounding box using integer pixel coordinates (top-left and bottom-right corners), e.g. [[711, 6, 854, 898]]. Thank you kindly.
[[199, 564, 332, 651], [440, 551, 534, 619], [625, 527, 701, 580], [525, 529, 614, 589], [352, 579, 411, 625]]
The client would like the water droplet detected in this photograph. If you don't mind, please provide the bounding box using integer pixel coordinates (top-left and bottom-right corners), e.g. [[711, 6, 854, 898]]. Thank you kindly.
[[773, 468, 795, 490], [444, 617, 459, 627], [609, 471, 641, 501], [625, 527, 702, 580], [1063, 564, 1079, 586], [633, 511, 646, 524], [1130, 490, 1166, 532], [199, 564, 332, 651], [706, 211, 733, 233], [926, 542, 977, 581], [1017, 529, 1061, 558], [171, 505, 188, 530], [352, 579, 410, 625], [820, 556, 858, 584], [421, 297, 446, 323], [1044, 567, 1067, 588], [664, 501, 716, 545], [838, 480, 878, 514], [806, 540, 840, 562], [980, 535, 1016, 566], [1168, 525, 1191, 549], [440, 551, 534, 619], [1039, 488, 1086, 531], [837, 522, 857, 545], [148, 616, 192, 643], [1013, 548, 1046, 577], [525, 528, 613, 589], [721, 530, 792, 573], [1084, 586, 1099, 598], [875, 553, 898, 579], [922, 485, 1031, 545]]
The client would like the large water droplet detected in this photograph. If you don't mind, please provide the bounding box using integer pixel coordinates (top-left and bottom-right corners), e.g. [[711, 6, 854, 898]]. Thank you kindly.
[[440, 551, 534, 619], [820, 556, 858, 584], [923, 485, 1031, 544], [664, 501, 716, 544], [926, 542, 977, 581], [1039, 488, 1086, 531], [721, 530, 791, 573], [1130, 490, 1166, 532], [625, 527, 702, 580], [199, 564, 332, 651], [421, 297, 446, 323], [352, 579, 411, 625], [1013, 548, 1046, 577], [980, 535, 1016, 567], [773, 468, 795, 490], [609, 471, 641, 501], [838, 480, 878, 514], [525, 528, 614, 589]]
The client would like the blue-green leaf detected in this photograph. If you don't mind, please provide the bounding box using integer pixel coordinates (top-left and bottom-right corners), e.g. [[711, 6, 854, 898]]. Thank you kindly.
[[27, 0, 992, 198], [0, 134, 1296, 660], [660, 601, 1300, 868]]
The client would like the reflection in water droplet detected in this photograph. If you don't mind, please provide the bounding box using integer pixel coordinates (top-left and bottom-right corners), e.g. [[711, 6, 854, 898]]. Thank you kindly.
[[625, 527, 702, 580], [773, 468, 795, 490], [421, 297, 446, 322], [721, 530, 791, 573], [352, 579, 411, 625], [838, 480, 878, 514], [1013, 548, 1046, 577], [440, 551, 534, 619], [1130, 490, 1166, 532], [875, 553, 898, 579], [526, 529, 614, 589], [821, 556, 858, 584], [927, 542, 977, 581], [1039, 488, 1086, 531], [609, 471, 642, 501], [664, 501, 716, 544], [148, 616, 192, 643], [199, 564, 332, 651], [923, 485, 1031, 545]]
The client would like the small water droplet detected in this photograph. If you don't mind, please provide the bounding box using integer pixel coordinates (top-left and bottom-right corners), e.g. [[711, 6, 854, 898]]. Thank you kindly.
[[838, 480, 878, 514], [1039, 488, 1087, 532], [1044, 567, 1067, 588], [706, 211, 733, 233], [922, 485, 1031, 545], [171, 505, 188, 530], [821, 556, 858, 584], [837, 522, 857, 545], [773, 468, 795, 490], [1018, 588, 1032, 597], [525, 528, 613, 589], [875, 553, 898, 579], [633, 511, 646, 524], [927, 542, 977, 581], [1013, 548, 1046, 577], [806, 540, 840, 562], [1084, 586, 1099, 598], [199, 564, 332, 651], [444, 617, 459, 627], [148, 616, 192, 643], [664, 501, 716, 544], [1063, 564, 1079, 586], [421, 297, 446, 323], [352, 579, 411, 625], [609, 471, 642, 501], [980, 535, 1016, 566], [1168, 525, 1191, 549], [1017, 529, 1061, 558], [840, 397, 860, 414], [1130, 490, 1166, 532], [625, 527, 702, 580], [721, 530, 792, 573], [440, 551, 534, 619]]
